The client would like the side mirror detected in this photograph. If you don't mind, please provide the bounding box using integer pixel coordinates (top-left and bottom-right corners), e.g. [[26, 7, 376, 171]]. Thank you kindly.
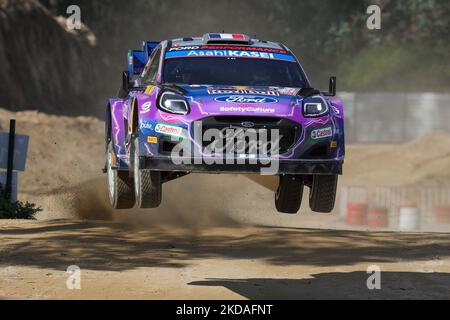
[[328, 76, 336, 96], [118, 71, 130, 98]]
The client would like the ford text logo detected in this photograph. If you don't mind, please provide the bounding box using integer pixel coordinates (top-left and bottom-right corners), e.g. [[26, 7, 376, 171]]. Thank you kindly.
[[241, 121, 255, 128], [215, 95, 278, 104]]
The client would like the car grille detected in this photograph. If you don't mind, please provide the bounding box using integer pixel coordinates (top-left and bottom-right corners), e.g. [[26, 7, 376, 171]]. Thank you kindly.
[[192, 116, 301, 155]]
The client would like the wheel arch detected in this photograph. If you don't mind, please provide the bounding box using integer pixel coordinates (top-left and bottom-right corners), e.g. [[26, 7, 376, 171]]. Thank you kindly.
[[107, 98, 127, 156], [105, 102, 112, 149]]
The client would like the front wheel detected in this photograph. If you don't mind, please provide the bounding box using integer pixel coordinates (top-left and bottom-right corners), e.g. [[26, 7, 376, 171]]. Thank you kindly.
[[275, 175, 304, 213], [309, 175, 338, 213], [106, 142, 135, 209], [132, 137, 162, 208]]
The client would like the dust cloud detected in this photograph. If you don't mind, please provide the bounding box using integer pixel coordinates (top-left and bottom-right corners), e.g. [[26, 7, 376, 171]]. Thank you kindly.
[[36, 174, 265, 232]]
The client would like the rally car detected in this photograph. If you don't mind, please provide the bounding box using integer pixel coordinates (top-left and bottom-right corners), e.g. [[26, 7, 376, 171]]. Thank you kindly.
[[104, 33, 345, 213]]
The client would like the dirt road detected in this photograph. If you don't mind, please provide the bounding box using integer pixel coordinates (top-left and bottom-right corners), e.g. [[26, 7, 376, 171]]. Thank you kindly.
[[1, 219, 450, 299]]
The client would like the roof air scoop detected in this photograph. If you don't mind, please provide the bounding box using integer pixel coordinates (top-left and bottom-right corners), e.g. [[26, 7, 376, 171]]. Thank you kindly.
[[203, 33, 251, 45]]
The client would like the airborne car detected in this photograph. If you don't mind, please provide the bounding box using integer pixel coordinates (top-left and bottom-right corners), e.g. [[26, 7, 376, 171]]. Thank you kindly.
[[104, 33, 345, 213]]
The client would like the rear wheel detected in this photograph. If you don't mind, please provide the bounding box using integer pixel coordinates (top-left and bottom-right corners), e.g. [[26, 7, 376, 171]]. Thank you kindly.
[[309, 175, 338, 213], [106, 142, 135, 209], [132, 137, 162, 208], [275, 175, 304, 213]]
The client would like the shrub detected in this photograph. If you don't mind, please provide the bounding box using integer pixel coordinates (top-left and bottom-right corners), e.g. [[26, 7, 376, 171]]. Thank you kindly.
[[0, 184, 42, 219]]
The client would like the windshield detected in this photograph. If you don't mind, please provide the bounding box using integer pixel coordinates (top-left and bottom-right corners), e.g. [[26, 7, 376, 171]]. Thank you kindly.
[[163, 57, 307, 87]]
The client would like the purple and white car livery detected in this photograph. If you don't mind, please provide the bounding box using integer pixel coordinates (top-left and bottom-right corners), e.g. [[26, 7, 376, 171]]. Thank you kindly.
[[104, 33, 345, 213]]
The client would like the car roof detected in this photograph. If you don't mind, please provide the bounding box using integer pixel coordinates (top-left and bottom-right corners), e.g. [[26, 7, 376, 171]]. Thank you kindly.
[[166, 34, 288, 51]]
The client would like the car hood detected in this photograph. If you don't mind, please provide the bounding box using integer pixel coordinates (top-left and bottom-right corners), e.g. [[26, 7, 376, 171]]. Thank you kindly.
[[176, 84, 303, 118]]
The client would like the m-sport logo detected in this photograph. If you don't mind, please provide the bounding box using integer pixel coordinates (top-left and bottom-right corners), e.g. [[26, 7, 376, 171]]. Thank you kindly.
[[215, 95, 278, 104]]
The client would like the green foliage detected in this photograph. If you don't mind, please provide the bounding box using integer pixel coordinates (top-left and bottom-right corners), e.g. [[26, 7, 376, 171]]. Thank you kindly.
[[37, 0, 450, 92], [0, 184, 41, 220]]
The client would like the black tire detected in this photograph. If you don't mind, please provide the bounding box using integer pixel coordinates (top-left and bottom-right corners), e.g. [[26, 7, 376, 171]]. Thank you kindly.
[[132, 137, 162, 208], [309, 175, 338, 213], [275, 175, 304, 213], [106, 142, 135, 209]]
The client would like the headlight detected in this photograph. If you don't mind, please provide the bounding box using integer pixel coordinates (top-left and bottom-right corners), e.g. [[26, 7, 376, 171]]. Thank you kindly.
[[158, 91, 190, 115], [303, 96, 329, 117]]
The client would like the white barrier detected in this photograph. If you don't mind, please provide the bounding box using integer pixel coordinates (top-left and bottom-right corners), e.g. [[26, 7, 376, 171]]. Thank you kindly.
[[339, 92, 450, 143], [399, 207, 421, 231]]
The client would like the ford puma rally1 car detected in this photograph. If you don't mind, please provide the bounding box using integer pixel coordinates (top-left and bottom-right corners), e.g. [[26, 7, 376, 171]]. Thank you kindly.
[[104, 33, 345, 213]]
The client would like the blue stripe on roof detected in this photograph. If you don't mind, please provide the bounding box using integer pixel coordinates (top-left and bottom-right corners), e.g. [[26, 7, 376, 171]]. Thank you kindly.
[[165, 50, 297, 62]]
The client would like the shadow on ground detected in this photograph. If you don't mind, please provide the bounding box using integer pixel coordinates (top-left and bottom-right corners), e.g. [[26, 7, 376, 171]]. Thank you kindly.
[[1, 221, 450, 272], [188, 272, 450, 299]]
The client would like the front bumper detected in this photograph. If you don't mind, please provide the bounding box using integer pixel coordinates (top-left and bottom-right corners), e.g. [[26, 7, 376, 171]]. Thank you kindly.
[[140, 156, 343, 175]]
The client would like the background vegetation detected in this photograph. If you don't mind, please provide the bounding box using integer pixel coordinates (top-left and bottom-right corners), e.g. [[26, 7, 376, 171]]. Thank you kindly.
[[0, 185, 41, 219], [38, 0, 450, 93]]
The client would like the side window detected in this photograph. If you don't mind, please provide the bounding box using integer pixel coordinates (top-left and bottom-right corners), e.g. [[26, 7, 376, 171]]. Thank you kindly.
[[142, 47, 161, 84]]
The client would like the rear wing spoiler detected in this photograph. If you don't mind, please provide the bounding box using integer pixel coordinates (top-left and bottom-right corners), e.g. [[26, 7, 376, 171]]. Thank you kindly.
[[127, 41, 159, 76]]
